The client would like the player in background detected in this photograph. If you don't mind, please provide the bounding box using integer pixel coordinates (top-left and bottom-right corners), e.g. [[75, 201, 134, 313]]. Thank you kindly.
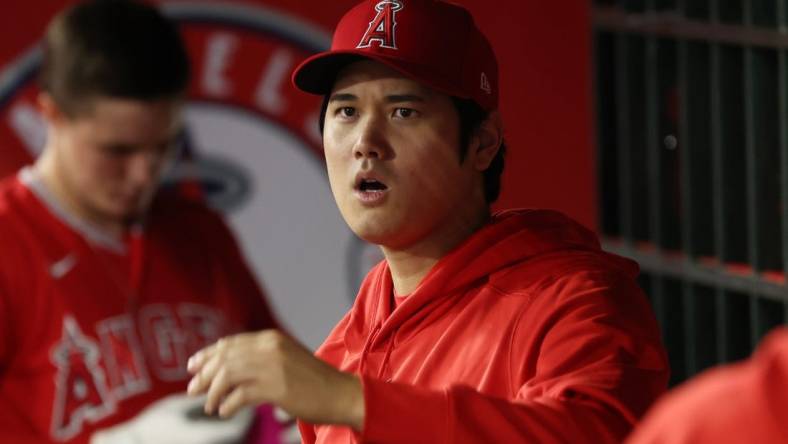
[[186, 1, 670, 443], [0, 1, 279, 442], [626, 327, 788, 444]]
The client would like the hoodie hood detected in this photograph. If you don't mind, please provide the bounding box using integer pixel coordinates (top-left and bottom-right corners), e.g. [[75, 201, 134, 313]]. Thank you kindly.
[[340, 209, 639, 353]]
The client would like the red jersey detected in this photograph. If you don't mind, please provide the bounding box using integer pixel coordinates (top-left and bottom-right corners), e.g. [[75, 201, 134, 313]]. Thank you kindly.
[[300, 209, 669, 444], [626, 327, 788, 444], [0, 168, 278, 443]]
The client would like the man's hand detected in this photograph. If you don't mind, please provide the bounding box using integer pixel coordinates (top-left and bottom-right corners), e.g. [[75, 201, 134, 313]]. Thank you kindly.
[[186, 330, 365, 430]]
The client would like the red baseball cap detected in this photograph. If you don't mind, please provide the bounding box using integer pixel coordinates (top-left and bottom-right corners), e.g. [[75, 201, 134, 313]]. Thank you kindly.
[[291, 0, 499, 111]]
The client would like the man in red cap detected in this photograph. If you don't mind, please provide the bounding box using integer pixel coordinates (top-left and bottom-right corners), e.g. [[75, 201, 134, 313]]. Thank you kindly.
[[187, 1, 670, 443]]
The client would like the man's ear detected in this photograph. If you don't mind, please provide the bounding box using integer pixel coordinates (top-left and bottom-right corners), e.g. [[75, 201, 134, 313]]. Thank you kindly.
[[37, 91, 66, 126], [472, 110, 503, 172]]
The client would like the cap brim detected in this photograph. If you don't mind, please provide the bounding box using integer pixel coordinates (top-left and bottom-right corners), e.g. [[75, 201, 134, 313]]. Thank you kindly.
[[292, 50, 466, 100]]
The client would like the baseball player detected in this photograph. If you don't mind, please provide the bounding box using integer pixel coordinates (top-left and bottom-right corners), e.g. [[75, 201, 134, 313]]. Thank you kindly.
[[0, 1, 279, 442], [626, 327, 788, 444], [186, 1, 670, 443]]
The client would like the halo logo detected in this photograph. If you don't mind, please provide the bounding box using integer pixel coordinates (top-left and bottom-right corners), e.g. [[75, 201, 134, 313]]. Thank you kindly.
[[0, 2, 383, 350]]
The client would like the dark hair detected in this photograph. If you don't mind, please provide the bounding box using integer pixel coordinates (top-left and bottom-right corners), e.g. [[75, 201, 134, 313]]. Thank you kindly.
[[451, 97, 506, 204], [39, 0, 190, 116], [318, 95, 506, 204]]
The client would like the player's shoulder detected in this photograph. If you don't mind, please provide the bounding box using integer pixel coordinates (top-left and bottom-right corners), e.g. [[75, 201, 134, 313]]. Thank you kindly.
[[0, 173, 37, 230], [152, 189, 222, 218], [0, 173, 23, 210], [148, 190, 234, 239], [0, 174, 42, 280], [492, 248, 640, 296], [627, 350, 767, 444]]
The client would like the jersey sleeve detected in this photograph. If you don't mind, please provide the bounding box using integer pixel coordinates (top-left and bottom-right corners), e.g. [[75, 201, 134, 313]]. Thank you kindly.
[[350, 271, 669, 444]]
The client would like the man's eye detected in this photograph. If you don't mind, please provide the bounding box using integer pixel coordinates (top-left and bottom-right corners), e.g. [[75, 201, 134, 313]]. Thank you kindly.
[[337, 107, 356, 118], [394, 108, 416, 118]]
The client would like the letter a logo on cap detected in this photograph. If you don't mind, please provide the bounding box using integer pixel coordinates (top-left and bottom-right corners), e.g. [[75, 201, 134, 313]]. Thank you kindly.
[[357, 1, 404, 50]]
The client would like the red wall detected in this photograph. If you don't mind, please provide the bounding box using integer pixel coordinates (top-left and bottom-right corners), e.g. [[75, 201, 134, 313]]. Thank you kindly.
[[1, 0, 596, 229]]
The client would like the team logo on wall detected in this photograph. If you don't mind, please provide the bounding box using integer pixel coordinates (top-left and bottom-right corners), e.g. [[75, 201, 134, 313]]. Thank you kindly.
[[0, 2, 382, 350]]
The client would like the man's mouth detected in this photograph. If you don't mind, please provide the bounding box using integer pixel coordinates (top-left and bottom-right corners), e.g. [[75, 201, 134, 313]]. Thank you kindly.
[[357, 179, 388, 192], [353, 175, 390, 206]]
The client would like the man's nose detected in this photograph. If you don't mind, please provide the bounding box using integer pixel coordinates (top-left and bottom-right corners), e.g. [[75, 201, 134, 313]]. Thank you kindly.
[[353, 117, 390, 160], [127, 150, 161, 187]]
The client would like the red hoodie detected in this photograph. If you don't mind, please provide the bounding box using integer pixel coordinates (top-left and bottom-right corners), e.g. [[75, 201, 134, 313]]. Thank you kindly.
[[300, 209, 669, 444]]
